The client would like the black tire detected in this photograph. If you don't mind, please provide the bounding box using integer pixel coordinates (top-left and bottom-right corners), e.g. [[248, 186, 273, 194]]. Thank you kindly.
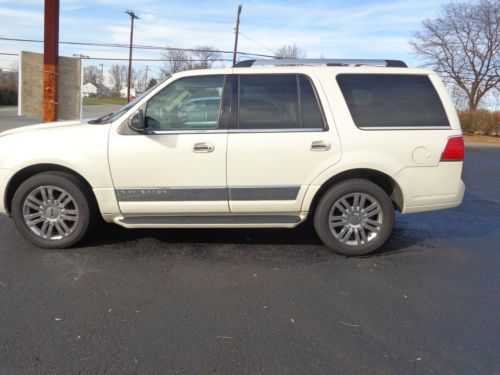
[[314, 179, 394, 256], [11, 171, 97, 249]]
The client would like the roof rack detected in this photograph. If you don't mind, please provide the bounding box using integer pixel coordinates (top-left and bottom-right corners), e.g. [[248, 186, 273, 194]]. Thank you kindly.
[[234, 58, 408, 68]]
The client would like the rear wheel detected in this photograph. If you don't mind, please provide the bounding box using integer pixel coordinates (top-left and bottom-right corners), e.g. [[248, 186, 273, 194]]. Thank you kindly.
[[314, 179, 394, 256], [11, 172, 96, 249]]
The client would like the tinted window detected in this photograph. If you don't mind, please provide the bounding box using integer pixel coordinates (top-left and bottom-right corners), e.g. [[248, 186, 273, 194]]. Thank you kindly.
[[336, 74, 450, 128], [300, 76, 325, 129], [145, 75, 224, 131], [238, 74, 325, 130]]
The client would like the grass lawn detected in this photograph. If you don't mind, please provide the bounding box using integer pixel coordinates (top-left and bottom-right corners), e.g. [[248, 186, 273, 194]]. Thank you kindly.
[[83, 97, 127, 105]]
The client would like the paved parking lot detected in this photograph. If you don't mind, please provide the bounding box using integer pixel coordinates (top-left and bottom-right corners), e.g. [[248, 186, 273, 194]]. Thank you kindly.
[[0, 116, 498, 373]]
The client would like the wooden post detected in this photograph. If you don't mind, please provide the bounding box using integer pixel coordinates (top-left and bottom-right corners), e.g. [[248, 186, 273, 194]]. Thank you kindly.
[[125, 10, 139, 103], [43, 0, 59, 122], [232, 5, 242, 67]]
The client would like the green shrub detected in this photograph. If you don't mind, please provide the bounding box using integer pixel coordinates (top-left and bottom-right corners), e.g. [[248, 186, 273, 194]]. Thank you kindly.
[[458, 110, 499, 136]]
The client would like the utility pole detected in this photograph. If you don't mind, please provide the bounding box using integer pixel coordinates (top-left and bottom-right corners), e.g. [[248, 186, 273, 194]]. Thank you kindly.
[[43, 0, 59, 122], [72, 54, 88, 120], [232, 4, 242, 67], [99, 63, 104, 95], [125, 9, 139, 103], [144, 65, 149, 91]]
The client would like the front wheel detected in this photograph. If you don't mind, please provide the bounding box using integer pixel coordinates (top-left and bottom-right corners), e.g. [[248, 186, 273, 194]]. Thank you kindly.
[[314, 179, 394, 256], [11, 172, 96, 249]]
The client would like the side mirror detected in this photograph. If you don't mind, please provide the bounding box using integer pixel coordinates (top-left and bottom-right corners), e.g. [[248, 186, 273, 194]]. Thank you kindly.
[[128, 110, 145, 133]]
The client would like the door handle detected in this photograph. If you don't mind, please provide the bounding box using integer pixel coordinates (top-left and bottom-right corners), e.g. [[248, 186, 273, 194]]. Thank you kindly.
[[310, 140, 331, 151], [193, 142, 215, 153]]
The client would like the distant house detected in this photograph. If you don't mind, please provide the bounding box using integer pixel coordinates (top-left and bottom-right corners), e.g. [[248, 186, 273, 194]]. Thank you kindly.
[[120, 87, 137, 98], [82, 82, 97, 97], [95, 84, 109, 96], [82, 82, 109, 97]]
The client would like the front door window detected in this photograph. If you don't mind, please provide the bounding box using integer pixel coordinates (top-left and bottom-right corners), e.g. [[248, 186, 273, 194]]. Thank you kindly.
[[145, 75, 225, 131]]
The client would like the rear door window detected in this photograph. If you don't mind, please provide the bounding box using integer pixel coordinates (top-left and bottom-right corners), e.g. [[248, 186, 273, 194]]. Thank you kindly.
[[336, 74, 450, 128], [237, 74, 326, 130]]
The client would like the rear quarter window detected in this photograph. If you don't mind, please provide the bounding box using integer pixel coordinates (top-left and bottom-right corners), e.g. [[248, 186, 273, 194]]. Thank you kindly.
[[336, 74, 450, 128]]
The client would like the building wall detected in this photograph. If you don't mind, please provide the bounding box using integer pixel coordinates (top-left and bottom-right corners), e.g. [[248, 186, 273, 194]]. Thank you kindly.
[[20, 51, 81, 120]]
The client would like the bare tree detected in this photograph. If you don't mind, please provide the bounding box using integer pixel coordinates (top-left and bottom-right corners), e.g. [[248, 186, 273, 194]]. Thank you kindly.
[[274, 44, 306, 59], [108, 64, 127, 93], [410, 0, 499, 110], [83, 65, 100, 85], [160, 48, 191, 77], [190, 46, 222, 69], [0, 63, 18, 90], [132, 68, 152, 92], [0, 63, 18, 105], [160, 46, 222, 77]]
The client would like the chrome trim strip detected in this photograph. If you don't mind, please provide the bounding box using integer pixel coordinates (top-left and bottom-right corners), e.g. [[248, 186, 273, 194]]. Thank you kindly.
[[359, 126, 451, 131], [120, 215, 301, 225], [141, 128, 325, 135], [116, 186, 301, 202], [228, 128, 324, 133], [146, 129, 228, 135]]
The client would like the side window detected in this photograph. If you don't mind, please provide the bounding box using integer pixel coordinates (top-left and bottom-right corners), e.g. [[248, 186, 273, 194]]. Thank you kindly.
[[239, 75, 299, 129], [336, 74, 450, 128], [145, 75, 225, 131], [300, 76, 325, 129], [237, 74, 325, 130]]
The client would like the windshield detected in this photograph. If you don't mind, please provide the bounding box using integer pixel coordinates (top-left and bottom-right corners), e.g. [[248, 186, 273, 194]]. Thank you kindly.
[[88, 78, 167, 124]]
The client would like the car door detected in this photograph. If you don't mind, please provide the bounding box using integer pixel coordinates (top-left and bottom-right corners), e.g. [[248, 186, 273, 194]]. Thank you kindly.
[[108, 74, 231, 215], [226, 73, 341, 213]]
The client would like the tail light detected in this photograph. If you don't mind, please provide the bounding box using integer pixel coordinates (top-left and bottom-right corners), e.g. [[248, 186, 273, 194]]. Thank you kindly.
[[441, 136, 464, 161]]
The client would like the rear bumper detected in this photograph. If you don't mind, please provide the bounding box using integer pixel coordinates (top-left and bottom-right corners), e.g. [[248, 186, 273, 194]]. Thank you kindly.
[[402, 179, 465, 213], [395, 163, 465, 214]]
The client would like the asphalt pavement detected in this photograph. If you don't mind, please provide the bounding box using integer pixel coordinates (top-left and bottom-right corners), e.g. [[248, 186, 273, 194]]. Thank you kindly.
[[0, 121, 499, 373]]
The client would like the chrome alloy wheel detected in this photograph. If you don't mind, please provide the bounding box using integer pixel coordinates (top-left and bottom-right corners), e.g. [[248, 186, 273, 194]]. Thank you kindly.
[[22, 186, 79, 240], [328, 192, 383, 246]]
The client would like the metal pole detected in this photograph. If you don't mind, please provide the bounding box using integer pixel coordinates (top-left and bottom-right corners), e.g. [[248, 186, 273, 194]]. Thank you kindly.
[[232, 4, 242, 67], [72, 54, 88, 120], [125, 10, 139, 103], [144, 65, 149, 91], [43, 0, 59, 122], [79, 56, 83, 120], [100, 63, 104, 96]]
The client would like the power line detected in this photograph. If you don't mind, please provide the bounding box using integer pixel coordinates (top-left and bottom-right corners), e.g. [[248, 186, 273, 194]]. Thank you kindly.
[[0, 37, 275, 58], [239, 32, 275, 54], [0, 52, 233, 62]]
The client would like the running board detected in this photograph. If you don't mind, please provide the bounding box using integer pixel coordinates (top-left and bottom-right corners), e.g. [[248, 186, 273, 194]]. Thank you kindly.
[[115, 214, 304, 228]]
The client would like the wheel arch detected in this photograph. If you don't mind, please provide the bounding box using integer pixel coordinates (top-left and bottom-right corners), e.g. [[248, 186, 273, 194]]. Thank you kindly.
[[306, 168, 404, 216], [4, 163, 98, 215]]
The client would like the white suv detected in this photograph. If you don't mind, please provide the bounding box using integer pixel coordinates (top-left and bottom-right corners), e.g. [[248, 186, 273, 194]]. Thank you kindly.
[[0, 59, 465, 255]]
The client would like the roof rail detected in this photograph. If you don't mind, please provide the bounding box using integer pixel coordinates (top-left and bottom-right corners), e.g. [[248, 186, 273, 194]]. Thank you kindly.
[[234, 59, 408, 68]]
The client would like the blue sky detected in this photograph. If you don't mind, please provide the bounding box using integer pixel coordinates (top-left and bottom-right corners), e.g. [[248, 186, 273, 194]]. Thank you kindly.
[[0, 0, 446, 81]]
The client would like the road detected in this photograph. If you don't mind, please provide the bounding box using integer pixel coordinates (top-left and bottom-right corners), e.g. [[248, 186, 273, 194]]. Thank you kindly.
[[0, 129, 498, 372]]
